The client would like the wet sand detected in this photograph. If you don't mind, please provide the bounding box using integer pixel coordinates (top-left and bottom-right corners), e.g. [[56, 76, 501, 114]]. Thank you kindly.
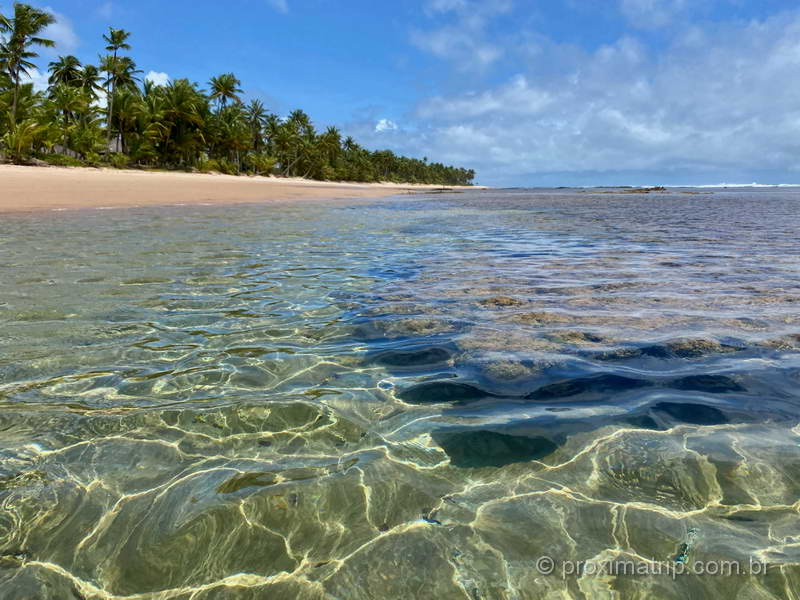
[[0, 164, 473, 213]]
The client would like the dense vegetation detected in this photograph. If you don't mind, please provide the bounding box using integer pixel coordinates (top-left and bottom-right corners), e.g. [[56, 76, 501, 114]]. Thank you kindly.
[[0, 3, 475, 185]]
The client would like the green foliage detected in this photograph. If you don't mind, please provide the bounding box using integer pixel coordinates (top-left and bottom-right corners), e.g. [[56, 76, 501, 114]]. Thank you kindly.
[[197, 157, 220, 173], [0, 3, 476, 185], [2, 118, 44, 162], [0, 3, 55, 129], [36, 152, 84, 167], [109, 152, 129, 169], [84, 152, 101, 167], [245, 153, 277, 175], [215, 158, 238, 175]]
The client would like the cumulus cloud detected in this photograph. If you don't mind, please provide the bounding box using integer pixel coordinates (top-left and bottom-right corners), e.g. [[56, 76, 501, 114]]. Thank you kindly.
[[96, 1, 113, 20], [619, 0, 691, 28], [375, 119, 398, 133], [411, 0, 512, 70], [375, 9, 800, 185], [145, 71, 171, 87], [20, 68, 49, 92], [41, 7, 79, 54], [267, 0, 288, 13]]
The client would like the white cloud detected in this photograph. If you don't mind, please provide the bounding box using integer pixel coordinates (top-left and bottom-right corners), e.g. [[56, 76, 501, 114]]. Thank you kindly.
[[41, 7, 79, 54], [424, 0, 469, 15], [96, 1, 113, 20], [20, 68, 49, 92], [355, 9, 800, 185], [419, 75, 552, 119], [619, 0, 690, 29], [267, 0, 288, 13], [145, 71, 171, 87], [412, 0, 512, 70], [375, 119, 398, 133]]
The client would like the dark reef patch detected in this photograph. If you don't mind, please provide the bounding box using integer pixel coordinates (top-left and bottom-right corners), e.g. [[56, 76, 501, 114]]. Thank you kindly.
[[398, 381, 490, 405], [652, 402, 729, 425], [597, 339, 744, 361], [526, 374, 652, 400], [670, 374, 745, 393], [432, 430, 559, 468], [370, 346, 453, 369]]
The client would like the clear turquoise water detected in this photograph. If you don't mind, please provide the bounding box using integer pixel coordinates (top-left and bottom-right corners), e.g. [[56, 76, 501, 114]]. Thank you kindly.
[[1, 189, 799, 599]]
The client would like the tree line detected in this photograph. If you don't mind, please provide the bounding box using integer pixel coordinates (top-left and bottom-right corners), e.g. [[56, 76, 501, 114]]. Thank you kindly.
[[0, 3, 476, 185]]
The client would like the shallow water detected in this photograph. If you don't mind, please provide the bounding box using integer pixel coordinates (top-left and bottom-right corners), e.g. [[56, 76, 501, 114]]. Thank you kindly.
[[1, 188, 799, 599]]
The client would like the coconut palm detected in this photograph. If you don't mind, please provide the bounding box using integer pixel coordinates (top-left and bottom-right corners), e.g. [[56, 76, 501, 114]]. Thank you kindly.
[[287, 108, 314, 139], [101, 27, 131, 150], [48, 83, 87, 152], [102, 55, 141, 91], [208, 73, 242, 109], [160, 78, 205, 165], [109, 87, 141, 154], [78, 64, 104, 102], [319, 126, 341, 160], [47, 55, 82, 87], [0, 3, 55, 129], [244, 99, 268, 151]]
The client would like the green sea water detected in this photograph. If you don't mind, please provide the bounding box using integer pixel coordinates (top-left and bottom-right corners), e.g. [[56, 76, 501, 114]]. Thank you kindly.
[[1, 189, 799, 599]]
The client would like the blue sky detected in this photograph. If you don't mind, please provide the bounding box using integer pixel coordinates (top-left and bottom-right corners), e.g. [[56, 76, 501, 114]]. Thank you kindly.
[[16, 0, 800, 185]]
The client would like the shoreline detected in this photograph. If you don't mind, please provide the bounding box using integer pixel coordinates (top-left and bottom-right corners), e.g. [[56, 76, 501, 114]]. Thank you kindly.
[[0, 164, 482, 213]]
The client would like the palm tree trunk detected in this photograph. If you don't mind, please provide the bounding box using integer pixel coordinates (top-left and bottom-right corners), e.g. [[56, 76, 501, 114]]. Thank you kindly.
[[106, 86, 115, 153], [105, 51, 117, 153], [10, 68, 20, 130]]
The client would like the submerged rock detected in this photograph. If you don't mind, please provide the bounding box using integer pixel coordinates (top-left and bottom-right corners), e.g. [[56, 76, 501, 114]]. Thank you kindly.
[[433, 430, 559, 468], [665, 339, 741, 358], [398, 381, 489, 405], [351, 318, 458, 340], [670, 374, 745, 393], [652, 402, 728, 425], [370, 346, 452, 368], [478, 296, 525, 308], [600, 338, 742, 361], [527, 374, 651, 400], [217, 471, 278, 494], [511, 311, 572, 326]]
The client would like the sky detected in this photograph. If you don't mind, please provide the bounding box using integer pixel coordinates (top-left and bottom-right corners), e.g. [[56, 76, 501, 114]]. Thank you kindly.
[[11, 0, 800, 186]]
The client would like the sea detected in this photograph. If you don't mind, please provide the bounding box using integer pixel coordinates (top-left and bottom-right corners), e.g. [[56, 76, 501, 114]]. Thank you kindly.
[[1, 187, 799, 599]]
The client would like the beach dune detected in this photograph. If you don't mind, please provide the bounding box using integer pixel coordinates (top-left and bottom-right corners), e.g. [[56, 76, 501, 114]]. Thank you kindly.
[[0, 165, 465, 213]]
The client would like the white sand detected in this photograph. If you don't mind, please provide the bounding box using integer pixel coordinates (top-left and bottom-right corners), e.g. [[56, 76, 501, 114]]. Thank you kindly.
[[0, 165, 475, 213]]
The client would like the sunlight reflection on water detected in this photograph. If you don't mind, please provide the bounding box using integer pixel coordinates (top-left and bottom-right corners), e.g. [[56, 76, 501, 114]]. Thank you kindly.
[[1, 189, 799, 599]]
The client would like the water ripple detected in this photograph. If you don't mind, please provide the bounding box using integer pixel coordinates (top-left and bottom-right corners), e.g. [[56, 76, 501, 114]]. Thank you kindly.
[[1, 190, 799, 598]]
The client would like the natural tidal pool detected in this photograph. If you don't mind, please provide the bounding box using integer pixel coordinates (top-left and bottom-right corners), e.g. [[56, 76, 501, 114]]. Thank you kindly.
[[1, 188, 799, 599]]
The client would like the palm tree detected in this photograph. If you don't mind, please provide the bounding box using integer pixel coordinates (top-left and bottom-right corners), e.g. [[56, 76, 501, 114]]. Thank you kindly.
[[343, 136, 358, 153], [101, 55, 141, 91], [129, 88, 166, 164], [287, 108, 314, 139], [0, 3, 55, 129], [110, 87, 142, 154], [101, 27, 131, 151], [320, 126, 341, 158], [160, 79, 205, 165], [48, 83, 87, 152], [245, 99, 267, 151], [208, 73, 242, 109], [263, 113, 280, 155], [47, 55, 82, 87], [78, 64, 104, 102]]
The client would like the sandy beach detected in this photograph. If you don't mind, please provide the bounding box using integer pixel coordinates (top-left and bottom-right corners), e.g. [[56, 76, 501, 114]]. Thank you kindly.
[[0, 165, 470, 213]]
